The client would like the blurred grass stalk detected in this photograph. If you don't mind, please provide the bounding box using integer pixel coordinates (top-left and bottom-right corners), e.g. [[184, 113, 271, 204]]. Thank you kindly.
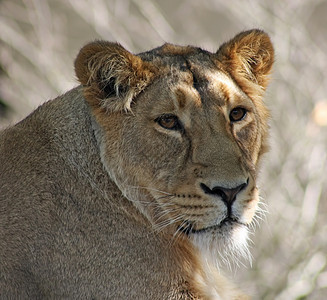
[[1, 0, 327, 299]]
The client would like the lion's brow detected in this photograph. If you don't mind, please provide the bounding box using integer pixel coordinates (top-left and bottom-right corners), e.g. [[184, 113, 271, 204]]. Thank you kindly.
[[183, 58, 202, 92]]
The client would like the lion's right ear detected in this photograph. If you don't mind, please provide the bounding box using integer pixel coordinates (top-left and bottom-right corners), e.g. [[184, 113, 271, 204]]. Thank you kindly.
[[74, 41, 156, 112]]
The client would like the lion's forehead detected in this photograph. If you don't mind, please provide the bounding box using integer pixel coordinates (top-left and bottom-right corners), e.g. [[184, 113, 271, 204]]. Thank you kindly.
[[139, 43, 240, 99], [138, 44, 216, 79], [168, 67, 245, 113]]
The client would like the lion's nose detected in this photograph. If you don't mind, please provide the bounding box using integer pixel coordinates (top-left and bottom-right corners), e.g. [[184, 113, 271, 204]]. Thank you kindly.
[[200, 180, 248, 205]]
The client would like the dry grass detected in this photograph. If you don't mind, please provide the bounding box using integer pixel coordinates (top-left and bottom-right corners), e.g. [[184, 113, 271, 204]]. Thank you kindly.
[[1, 0, 327, 299]]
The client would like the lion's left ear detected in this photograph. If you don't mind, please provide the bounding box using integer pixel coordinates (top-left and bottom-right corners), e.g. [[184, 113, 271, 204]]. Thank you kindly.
[[75, 41, 157, 112], [216, 29, 274, 100]]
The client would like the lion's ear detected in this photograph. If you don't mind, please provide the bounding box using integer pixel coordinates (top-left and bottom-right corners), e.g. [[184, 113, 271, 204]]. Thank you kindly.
[[74, 41, 156, 112], [216, 29, 274, 100]]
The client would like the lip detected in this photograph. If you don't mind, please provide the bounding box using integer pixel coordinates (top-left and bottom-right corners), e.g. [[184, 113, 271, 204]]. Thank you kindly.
[[178, 217, 244, 235]]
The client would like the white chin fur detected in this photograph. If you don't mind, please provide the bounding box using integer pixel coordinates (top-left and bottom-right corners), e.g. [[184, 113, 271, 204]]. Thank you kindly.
[[190, 223, 252, 271]]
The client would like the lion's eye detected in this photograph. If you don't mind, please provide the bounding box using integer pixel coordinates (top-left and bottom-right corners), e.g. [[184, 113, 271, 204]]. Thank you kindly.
[[229, 107, 247, 122], [156, 114, 182, 130]]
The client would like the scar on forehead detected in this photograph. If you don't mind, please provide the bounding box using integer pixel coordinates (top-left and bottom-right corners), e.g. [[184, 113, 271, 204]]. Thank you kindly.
[[215, 78, 241, 107], [174, 87, 201, 109], [175, 88, 187, 109], [205, 70, 239, 106], [220, 82, 233, 103]]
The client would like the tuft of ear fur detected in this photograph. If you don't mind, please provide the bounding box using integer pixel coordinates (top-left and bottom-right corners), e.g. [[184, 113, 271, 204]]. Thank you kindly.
[[216, 29, 274, 100], [74, 41, 157, 112]]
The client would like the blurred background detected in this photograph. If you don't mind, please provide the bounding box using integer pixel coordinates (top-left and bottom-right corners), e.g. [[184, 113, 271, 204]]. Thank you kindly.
[[1, 0, 326, 299]]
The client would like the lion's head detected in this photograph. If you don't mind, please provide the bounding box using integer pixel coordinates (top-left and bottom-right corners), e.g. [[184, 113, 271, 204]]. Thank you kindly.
[[75, 29, 274, 266]]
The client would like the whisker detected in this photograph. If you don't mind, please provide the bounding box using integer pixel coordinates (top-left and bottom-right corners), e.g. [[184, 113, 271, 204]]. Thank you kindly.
[[153, 215, 184, 233], [256, 205, 269, 216], [127, 185, 173, 196], [173, 220, 188, 238], [156, 195, 175, 202], [155, 208, 176, 222], [168, 218, 189, 246]]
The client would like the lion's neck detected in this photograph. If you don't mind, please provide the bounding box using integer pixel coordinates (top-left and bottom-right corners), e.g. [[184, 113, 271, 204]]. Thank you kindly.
[[174, 236, 249, 300]]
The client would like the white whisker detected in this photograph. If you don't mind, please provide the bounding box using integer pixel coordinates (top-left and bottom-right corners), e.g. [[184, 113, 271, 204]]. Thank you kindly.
[[127, 185, 173, 196], [153, 214, 184, 233]]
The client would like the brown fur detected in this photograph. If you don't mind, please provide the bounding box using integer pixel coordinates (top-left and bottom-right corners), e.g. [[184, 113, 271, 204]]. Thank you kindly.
[[75, 41, 158, 112], [159, 43, 199, 56], [216, 29, 274, 101], [0, 30, 273, 299]]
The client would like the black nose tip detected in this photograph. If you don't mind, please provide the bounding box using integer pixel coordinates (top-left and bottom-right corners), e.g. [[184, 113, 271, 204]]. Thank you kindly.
[[200, 180, 248, 205]]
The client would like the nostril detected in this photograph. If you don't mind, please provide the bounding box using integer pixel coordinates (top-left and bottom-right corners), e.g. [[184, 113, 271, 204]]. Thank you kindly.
[[211, 186, 226, 200], [200, 183, 212, 195], [200, 183, 226, 199], [211, 186, 228, 200], [200, 180, 248, 204]]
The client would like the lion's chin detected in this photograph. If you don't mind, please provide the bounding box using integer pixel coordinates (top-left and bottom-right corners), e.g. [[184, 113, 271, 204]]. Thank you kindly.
[[188, 217, 246, 235], [189, 222, 252, 270]]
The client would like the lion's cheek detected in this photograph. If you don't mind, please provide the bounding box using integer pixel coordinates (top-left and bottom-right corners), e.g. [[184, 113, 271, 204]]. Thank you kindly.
[[239, 189, 260, 224], [235, 124, 265, 167], [121, 131, 187, 185]]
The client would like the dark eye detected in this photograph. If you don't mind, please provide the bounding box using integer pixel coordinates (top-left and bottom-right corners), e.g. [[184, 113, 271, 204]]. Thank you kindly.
[[156, 114, 182, 131], [229, 107, 247, 122]]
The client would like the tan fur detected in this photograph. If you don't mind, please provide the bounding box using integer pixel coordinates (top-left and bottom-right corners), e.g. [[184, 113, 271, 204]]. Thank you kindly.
[[159, 43, 198, 56], [0, 30, 274, 299]]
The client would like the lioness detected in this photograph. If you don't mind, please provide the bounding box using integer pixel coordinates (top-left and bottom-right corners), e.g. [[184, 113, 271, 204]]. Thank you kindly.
[[0, 29, 274, 299]]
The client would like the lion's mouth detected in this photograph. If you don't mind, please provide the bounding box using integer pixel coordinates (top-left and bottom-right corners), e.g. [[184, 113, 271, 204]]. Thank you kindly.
[[178, 217, 245, 235]]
